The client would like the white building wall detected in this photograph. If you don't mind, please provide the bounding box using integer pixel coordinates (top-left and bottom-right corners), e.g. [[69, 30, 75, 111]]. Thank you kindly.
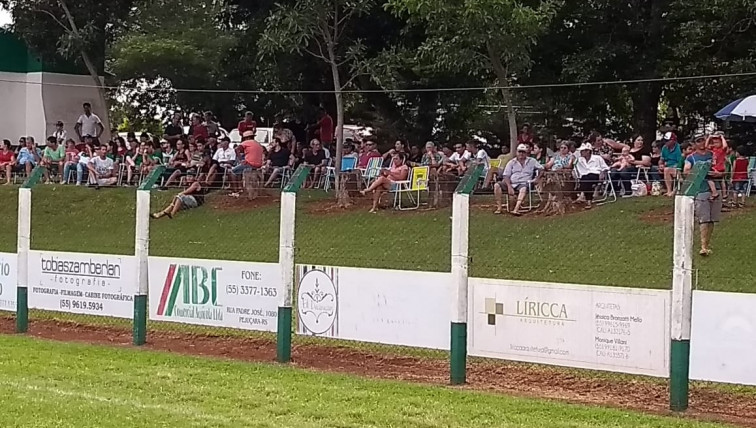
[[41, 72, 110, 141], [0, 71, 108, 145]]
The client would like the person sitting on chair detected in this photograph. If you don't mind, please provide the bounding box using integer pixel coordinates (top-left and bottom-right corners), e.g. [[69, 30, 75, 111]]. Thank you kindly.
[[360, 153, 410, 213], [151, 175, 209, 219], [494, 144, 544, 216], [574, 143, 610, 210]]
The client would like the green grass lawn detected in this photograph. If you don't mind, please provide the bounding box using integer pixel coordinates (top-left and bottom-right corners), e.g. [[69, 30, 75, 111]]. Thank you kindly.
[[0, 335, 732, 428], [0, 185, 753, 291]]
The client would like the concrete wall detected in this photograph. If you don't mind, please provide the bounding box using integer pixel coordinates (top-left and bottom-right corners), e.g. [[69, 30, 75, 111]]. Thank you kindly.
[[0, 71, 108, 145], [41, 72, 110, 141], [0, 71, 44, 143]]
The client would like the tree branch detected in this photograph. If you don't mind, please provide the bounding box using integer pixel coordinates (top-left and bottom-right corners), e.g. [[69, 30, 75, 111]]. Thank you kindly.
[[303, 46, 329, 63], [31, 7, 71, 32]]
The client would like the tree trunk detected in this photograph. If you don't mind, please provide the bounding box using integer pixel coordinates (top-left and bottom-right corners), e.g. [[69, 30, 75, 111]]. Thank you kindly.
[[487, 42, 518, 154], [631, 82, 662, 148], [503, 87, 518, 154], [59, 0, 110, 135], [327, 42, 350, 208]]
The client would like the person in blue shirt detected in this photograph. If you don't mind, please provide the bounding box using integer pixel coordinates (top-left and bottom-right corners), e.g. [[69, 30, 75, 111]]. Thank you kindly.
[[16, 138, 41, 177], [683, 134, 721, 257], [659, 132, 682, 196]]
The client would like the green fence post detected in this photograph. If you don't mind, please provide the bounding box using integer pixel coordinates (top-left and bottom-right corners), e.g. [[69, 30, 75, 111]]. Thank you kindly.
[[133, 166, 165, 345], [449, 164, 484, 385], [16, 166, 44, 333], [277, 165, 311, 363], [670, 161, 709, 411]]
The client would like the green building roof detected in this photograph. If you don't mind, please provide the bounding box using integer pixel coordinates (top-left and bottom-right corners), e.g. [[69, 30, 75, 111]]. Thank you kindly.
[[0, 30, 91, 75]]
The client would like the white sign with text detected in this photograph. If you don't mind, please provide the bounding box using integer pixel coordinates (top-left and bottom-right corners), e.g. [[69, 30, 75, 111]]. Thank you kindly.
[[691, 290, 756, 386], [296, 265, 451, 350], [28, 251, 136, 318], [0, 252, 17, 312], [469, 278, 670, 377], [149, 257, 280, 332]]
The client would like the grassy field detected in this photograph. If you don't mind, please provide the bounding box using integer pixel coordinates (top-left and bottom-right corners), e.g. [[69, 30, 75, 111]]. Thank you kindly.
[[0, 335, 733, 428], [0, 185, 753, 291]]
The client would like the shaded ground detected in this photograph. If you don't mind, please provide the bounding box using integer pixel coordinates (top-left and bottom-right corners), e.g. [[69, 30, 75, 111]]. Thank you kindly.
[[2, 317, 753, 427]]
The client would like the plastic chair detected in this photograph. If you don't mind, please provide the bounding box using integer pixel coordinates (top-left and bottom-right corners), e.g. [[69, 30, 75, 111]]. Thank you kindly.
[[390, 166, 429, 210], [361, 157, 383, 188], [504, 180, 541, 213], [322, 157, 356, 191]]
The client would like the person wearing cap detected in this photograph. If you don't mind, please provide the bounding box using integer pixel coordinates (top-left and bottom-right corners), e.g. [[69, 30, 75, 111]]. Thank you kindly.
[[684, 134, 722, 256], [494, 143, 544, 215], [659, 131, 682, 196], [53, 121, 67, 144], [41, 136, 66, 183], [229, 130, 264, 196], [574, 142, 610, 210]]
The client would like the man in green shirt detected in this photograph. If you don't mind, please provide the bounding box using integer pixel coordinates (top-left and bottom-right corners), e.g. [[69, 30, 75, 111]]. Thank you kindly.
[[42, 136, 66, 183]]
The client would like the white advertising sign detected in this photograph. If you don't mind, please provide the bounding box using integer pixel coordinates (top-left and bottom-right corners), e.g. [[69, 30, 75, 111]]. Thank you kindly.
[[469, 278, 670, 377], [690, 290, 756, 386], [296, 265, 451, 350], [28, 251, 136, 318], [149, 257, 280, 332], [0, 252, 17, 312]]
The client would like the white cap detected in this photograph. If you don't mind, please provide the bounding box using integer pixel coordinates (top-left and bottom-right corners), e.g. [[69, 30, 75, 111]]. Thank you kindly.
[[516, 143, 529, 152], [577, 143, 593, 152]]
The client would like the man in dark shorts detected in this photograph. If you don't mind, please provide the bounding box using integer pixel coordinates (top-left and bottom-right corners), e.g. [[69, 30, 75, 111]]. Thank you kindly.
[[683, 134, 722, 256]]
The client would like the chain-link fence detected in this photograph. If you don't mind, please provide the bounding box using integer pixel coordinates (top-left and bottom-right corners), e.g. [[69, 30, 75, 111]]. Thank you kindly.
[[145, 180, 280, 344], [27, 185, 135, 331], [469, 193, 673, 289], [291, 181, 453, 362]]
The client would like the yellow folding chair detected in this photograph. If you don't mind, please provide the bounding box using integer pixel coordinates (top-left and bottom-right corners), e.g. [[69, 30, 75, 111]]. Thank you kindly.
[[391, 166, 429, 210]]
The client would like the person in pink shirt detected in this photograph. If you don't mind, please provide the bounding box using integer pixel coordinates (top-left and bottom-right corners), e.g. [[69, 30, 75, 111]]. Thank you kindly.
[[360, 153, 409, 213]]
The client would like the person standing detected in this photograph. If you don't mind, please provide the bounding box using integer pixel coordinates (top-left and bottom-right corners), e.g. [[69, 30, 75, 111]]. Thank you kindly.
[[74, 103, 104, 144], [238, 111, 257, 135], [683, 134, 722, 256], [163, 112, 184, 144]]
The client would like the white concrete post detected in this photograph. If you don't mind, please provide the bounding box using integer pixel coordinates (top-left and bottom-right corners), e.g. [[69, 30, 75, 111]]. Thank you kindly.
[[670, 195, 694, 411], [16, 188, 31, 332], [277, 191, 296, 362], [450, 192, 470, 384], [133, 189, 150, 345]]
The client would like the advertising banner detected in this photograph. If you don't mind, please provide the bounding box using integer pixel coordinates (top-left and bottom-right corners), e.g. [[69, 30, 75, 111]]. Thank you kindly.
[[690, 290, 756, 386], [296, 265, 451, 350], [149, 257, 280, 332], [0, 252, 16, 312], [28, 251, 136, 318], [469, 278, 670, 377]]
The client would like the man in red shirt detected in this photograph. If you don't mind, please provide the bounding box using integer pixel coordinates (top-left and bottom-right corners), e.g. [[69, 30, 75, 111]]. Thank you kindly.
[[230, 131, 264, 196], [313, 107, 334, 144], [357, 139, 381, 169], [237, 111, 257, 135], [190, 114, 209, 140]]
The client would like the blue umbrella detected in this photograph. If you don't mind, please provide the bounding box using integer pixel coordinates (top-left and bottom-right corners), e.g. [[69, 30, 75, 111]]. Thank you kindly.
[[715, 95, 756, 122]]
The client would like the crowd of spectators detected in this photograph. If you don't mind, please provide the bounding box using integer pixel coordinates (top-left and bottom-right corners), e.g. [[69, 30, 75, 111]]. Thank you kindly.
[[0, 103, 752, 220]]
